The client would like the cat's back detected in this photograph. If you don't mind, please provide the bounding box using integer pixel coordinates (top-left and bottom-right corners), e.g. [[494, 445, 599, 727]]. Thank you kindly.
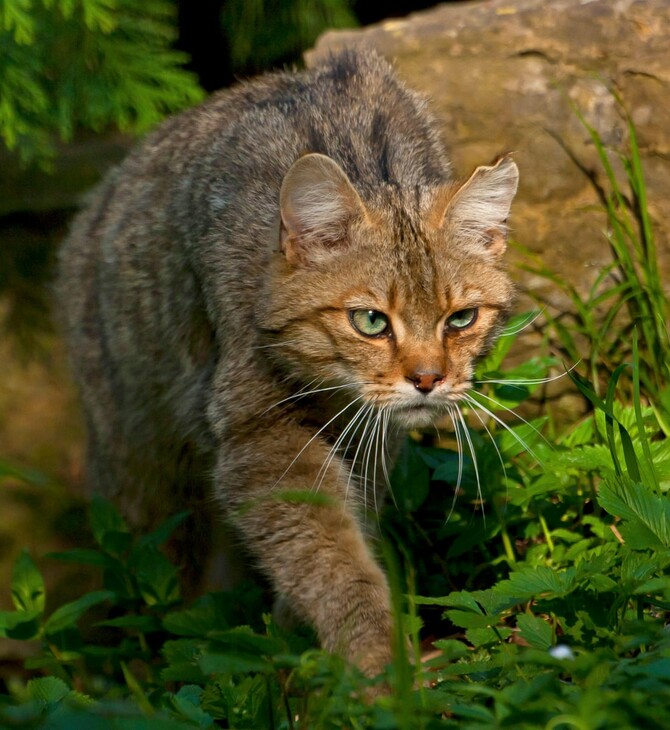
[[65, 51, 449, 250]]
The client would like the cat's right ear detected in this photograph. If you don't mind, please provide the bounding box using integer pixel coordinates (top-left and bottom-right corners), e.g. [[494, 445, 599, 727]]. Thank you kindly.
[[429, 155, 519, 257], [279, 153, 366, 266]]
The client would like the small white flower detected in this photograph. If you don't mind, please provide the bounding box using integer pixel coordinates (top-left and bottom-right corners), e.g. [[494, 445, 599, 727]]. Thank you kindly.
[[549, 644, 575, 660]]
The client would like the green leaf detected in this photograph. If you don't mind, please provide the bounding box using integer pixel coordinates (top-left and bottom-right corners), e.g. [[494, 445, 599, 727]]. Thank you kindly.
[[139, 510, 190, 548], [163, 597, 227, 637], [97, 614, 162, 632], [619, 521, 666, 551], [0, 459, 50, 485], [130, 545, 181, 606], [206, 627, 286, 656], [199, 650, 272, 675], [497, 566, 577, 600], [1, 0, 205, 166], [496, 417, 549, 459], [48, 548, 119, 569], [445, 610, 496, 629], [0, 0, 36, 44], [168, 684, 215, 727], [419, 590, 484, 612], [26, 676, 70, 705], [588, 574, 618, 592], [89, 496, 131, 555], [633, 576, 670, 595], [391, 439, 431, 511], [431, 450, 475, 486], [516, 613, 552, 650], [631, 330, 661, 491], [199, 627, 286, 675], [0, 608, 41, 640], [466, 627, 512, 647], [43, 590, 115, 635], [619, 551, 666, 592], [272, 489, 336, 507], [121, 660, 155, 716], [598, 476, 670, 548], [451, 702, 497, 722], [432, 638, 469, 660], [477, 311, 540, 372], [11, 549, 45, 613], [162, 639, 207, 683], [569, 369, 642, 481]]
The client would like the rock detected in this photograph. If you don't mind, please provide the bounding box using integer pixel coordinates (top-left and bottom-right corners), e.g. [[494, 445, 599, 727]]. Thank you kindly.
[[307, 0, 670, 311]]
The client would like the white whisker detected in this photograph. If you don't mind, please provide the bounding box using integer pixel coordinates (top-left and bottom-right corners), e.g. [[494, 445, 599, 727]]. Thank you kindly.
[[369, 410, 385, 521], [345, 406, 377, 514], [381, 407, 397, 508], [444, 405, 463, 524], [449, 405, 464, 494], [312, 401, 370, 496], [336, 400, 376, 504], [261, 380, 368, 415], [361, 411, 378, 520], [270, 394, 367, 491], [455, 407, 485, 525], [252, 339, 302, 351], [475, 361, 579, 388], [469, 404, 508, 507], [463, 392, 546, 463], [499, 309, 544, 337]]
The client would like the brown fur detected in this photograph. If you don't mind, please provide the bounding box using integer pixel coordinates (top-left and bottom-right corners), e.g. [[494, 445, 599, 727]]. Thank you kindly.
[[57, 50, 518, 676]]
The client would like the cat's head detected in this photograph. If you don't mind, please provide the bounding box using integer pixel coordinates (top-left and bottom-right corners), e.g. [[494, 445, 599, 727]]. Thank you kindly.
[[258, 152, 518, 428]]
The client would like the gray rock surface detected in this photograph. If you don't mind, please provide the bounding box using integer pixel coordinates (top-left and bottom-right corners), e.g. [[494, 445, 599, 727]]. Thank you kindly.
[[307, 0, 670, 311]]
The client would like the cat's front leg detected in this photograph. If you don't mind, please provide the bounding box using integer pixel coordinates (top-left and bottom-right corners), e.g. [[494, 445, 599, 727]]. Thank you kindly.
[[214, 424, 394, 678]]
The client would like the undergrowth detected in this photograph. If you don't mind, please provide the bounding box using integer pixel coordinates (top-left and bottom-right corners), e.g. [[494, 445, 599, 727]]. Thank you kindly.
[[1, 104, 669, 728]]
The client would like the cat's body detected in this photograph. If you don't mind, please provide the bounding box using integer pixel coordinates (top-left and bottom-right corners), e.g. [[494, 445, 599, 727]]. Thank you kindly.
[[58, 51, 518, 676]]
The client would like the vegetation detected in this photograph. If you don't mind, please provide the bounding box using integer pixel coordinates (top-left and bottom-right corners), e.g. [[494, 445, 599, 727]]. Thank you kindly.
[[0, 0, 358, 167], [526, 97, 670, 434], [2, 303, 669, 727], [2, 140, 670, 721], [0, 0, 206, 167], [221, 0, 357, 73], [1, 5, 669, 726]]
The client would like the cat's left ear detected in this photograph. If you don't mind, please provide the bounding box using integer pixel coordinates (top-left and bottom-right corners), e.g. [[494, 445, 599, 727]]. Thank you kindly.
[[279, 153, 367, 266], [431, 155, 519, 256]]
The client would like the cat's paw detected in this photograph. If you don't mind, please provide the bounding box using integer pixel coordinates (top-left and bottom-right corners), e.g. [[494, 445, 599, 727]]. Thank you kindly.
[[353, 643, 393, 680]]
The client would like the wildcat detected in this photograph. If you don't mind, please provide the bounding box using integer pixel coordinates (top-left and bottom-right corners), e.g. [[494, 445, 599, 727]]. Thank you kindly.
[[57, 50, 518, 678]]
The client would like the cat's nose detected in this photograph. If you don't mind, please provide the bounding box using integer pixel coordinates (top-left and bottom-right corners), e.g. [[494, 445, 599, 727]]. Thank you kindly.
[[406, 371, 444, 393]]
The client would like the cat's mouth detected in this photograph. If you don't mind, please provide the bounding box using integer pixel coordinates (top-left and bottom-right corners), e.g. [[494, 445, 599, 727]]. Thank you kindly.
[[384, 386, 470, 428], [389, 400, 449, 428], [361, 381, 470, 428]]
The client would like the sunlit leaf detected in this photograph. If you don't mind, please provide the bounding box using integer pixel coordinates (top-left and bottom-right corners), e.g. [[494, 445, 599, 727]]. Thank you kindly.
[[11, 550, 45, 613]]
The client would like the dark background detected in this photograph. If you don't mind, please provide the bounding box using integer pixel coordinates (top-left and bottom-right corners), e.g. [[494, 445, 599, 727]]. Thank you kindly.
[[176, 1, 442, 91]]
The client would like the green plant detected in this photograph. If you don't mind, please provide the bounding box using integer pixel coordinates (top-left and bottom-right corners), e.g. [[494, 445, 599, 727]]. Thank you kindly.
[[2, 97, 670, 729], [0, 497, 431, 727], [524, 94, 670, 434], [221, 0, 358, 73], [0, 0, 204, 166], [2, 331, 669, 727]]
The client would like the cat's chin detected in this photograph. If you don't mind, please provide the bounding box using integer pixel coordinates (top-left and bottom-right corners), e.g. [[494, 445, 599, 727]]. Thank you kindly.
[[390, 403, 447, 429]]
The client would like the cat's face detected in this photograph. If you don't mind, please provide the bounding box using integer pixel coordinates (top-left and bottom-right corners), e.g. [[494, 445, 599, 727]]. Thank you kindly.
[[258, 153, 518, 428]]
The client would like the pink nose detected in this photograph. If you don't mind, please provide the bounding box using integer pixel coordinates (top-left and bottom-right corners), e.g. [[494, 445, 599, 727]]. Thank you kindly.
[[406, 371, 444, 393]]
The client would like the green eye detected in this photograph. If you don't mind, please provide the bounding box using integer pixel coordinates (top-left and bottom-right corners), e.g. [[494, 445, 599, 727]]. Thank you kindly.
[[447, 307, 478, 330], [349, 309, 390, 337]]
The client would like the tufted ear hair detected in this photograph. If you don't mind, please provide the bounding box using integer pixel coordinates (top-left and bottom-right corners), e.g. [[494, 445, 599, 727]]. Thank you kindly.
[[279, 153, 367, 266], [430, 155, 519, 256]]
